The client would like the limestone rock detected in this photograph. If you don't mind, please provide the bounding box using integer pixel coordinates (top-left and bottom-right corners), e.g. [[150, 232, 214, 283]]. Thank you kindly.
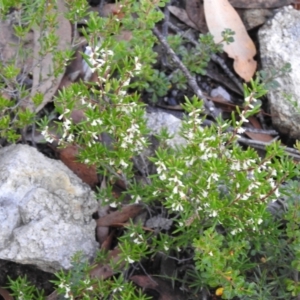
[[258, 6, 300, 139], [0, 144, 98, 273]]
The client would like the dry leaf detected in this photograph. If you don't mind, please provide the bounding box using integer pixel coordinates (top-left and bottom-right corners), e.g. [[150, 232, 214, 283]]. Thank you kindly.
[[245, 116, 274, 142], [168, 6, 199, 30], [0, 287, 13, 300], [204, 0, 257, 81], [96, 204, 144, 227], [90, 248, 124, 279], [22, 0, 72, 112], [185, 0, 207, 32], [58, 145, 99, 188]]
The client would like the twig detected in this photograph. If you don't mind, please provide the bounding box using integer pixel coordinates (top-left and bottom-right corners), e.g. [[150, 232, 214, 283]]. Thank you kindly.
[[201, 118, 278, 135], [161, 2, 171, 66], [166, 21, 244, 93], [237, 136, 300, 161], [153, 27, 219, 119]]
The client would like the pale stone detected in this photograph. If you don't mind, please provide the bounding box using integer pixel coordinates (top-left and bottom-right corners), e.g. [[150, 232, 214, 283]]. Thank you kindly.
[[0, 144, 98, 273]]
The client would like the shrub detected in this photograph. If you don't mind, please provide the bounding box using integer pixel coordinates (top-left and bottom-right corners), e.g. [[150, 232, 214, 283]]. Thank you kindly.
[[2, 0, 300, 299]]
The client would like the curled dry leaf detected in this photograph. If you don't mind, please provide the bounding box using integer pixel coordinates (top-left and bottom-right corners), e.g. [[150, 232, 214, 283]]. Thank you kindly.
[[204, 0, 257, 81], [96, 204, 144, 227], [22, 0, 72, 112]]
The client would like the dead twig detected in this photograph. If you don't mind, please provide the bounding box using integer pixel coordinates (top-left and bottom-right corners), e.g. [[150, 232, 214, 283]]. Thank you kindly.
[[166, 21, 244, 93], [153, 27, 219, 119], [237, 136, 300, 161]]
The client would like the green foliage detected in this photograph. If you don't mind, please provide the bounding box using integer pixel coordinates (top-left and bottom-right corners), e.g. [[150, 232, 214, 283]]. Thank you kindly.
[[3, 0, 300, 299]]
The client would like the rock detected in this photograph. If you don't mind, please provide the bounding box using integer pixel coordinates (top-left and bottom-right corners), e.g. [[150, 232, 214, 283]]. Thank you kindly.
[[210, 86, 232, 102], [258, 6, 300, 139], [239, 8, 273, 30], [145, 109, 186, 148], [0, 144, 98, 273]]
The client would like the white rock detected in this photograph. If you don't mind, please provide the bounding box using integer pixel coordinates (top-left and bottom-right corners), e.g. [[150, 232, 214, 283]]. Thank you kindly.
[[0, 144, 98, 273], [145, 110, 186, 148], [258, 6, 300, 139]]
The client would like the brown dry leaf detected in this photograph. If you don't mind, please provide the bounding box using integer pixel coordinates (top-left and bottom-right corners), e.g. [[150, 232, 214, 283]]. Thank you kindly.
[[168, 6, 199, 30], [96, 204, 144, 227], [90, 248, 124, 279], [0, 287, 13, 300], [22, 0, 72, 112], [245, 116, 274, 142], [229, 0, 292, 8], [204, 0, 257, 81], [185, 0, 207, 32], [58, 145, 99, 188]]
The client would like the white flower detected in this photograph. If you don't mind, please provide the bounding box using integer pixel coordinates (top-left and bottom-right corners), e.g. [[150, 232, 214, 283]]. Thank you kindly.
[[110, 202, 117, 208], [209, 251, 213, 256], [171, 201, 184, 211], [134, 195, 142, 203], [126, 257, 135, 264], [202, 190, 208, 198], [173, 185, 178, 194], [231, 229, 237, 235], [159, 173, 166, 181], [257, 218, 263, 225], [113, 286, 123, 293], [179, 190, 186, 199], [240, 114, 249, 123], [237, 127, 245, 134], [241, 193, 251, 201], [169, 176, 183, 186], [67, 134, 74, 143], [209, 210, 218, 217], [120, 159, 129, 168], [274, 189, 280, 197]]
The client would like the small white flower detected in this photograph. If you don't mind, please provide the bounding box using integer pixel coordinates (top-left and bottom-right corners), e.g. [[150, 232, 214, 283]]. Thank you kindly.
[[257, 218, 263, 225], [240, 114, 249, 123], [120, 159, 129, 168], [113, 286, 123, 293], [159, 173, 166, 181], [173, 185, 178, 194], [237, 127, 245, 134], [241, 193, 251, 201], [134, 195, 142, 203], [202, 190, 208, 198], [110, 202, 117, 208], [210, 210, 218, 217], [209, 251, 213, 256], [171, 202, 183, 211], [126, 257, 135, 264]]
